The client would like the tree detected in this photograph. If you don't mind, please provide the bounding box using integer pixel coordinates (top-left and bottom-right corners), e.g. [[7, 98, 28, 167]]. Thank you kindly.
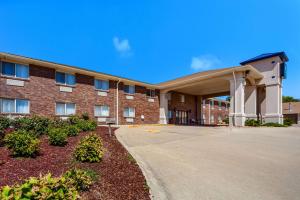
[[282, 96, 300, 103]]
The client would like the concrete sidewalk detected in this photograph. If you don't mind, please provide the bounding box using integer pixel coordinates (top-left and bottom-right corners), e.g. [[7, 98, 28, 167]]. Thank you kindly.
[[116, 126, 300, 200]]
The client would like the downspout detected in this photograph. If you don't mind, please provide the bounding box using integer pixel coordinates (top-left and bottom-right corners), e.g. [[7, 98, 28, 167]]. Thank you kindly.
[[232, 71, 236, 126], [116, 79, 121, 125]]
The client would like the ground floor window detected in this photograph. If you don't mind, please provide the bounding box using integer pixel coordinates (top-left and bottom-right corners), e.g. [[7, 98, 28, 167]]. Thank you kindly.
[[0, 98, 29, 114], [124, 107, 135, 118], [95, 105, 109, 117], [56, 102, 76, 115]]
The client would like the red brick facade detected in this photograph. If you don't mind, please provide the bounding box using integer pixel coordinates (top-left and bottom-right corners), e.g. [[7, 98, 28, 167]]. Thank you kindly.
[[0, 63, 160, 124]]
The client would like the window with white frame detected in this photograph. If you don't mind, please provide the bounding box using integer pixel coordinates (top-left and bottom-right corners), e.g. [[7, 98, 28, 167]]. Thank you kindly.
[[94, 105, 109, 117], [146, 89, 155, 98], [55, 72, 76, 86], [180, 94, 185, 103], [124, 85, 135, 94], [95, 79, 109, 91], [124, 107, 135, 118], [56, 102, 76, 115], [1, 61, 29, 79], [0, 98, 29, 114]]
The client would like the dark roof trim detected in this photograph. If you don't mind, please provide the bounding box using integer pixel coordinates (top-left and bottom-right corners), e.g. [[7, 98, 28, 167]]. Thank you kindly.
[[240, 52, 289, 65]]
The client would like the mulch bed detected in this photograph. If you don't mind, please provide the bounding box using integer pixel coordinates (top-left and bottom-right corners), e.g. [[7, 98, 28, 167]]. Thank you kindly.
[[0, 127, 150, 200]]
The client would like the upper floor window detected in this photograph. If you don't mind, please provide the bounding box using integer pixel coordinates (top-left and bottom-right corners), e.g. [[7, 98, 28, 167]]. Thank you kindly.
[[180, 95, 185, 103], [56, 102, 75, 116], [95, 79, 109, 91], [146, 89, 155, 98], [124, 85, 135, 94], [0, 98, 29, 114], [1, 61, 29, 79], [95, 105, 110, 117], [124, 107, 135, 118], [55, 72, 76, 86]]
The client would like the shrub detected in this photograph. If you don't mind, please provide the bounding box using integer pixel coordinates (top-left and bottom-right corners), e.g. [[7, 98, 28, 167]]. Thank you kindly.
[[222, 117, 229, 124], [4, 130, 40, 157], [81, 112, 90, 120], [11, 116, 50, 136], [67, 115, 81, 125], [283, 118, 293, 126], [245, 119, 261, 127], [65, 125, 80, 137], [48, 128, 68, 146], [0, 173, 79, 200], [0, 116, 11, 130], [262, 122, 287, 127], [74, 134, 104, 163], [76, 120, 97, 132], [63, 169, 94, 191]]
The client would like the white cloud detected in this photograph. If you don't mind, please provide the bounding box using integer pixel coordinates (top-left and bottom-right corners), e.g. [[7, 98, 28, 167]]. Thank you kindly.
[[113, 37, 131, 56], [190, 55, 221, 71]]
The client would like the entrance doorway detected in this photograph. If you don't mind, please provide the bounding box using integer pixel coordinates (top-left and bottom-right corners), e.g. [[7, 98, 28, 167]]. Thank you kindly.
[[175, 110, 189, 125]]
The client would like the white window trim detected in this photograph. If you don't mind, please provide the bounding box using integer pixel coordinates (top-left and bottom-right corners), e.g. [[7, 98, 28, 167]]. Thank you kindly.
[[124, 85, 135, 95], [124, 107, 135, 118], [0, 98, 30, 114], [94, 79, 109, 91], [0, 61, 30, 80], [55, 71, 76, 86], [55, 102, 76, 116], [94, 105, 110, 117]]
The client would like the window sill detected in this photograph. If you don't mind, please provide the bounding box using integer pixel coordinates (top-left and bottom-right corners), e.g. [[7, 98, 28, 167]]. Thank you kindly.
[[56, 83, 76, 88], [124, 93, 135, 96], [95, 89, 109, 92], [1, 75, 30, 81]]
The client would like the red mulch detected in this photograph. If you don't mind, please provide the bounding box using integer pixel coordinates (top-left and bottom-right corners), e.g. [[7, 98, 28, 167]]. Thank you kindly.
[[0, 127, 150, 200]]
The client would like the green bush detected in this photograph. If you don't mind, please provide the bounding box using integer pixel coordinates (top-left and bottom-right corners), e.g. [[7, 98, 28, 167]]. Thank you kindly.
[[76, 120, 97, 132], [81, 112, 90, 120], [222, 117, 229, 124], [4, 130, 40, 157], [262, 122, 287, 127], [11, 116, 50, 136], [65, 125, 80, 137], [74, 134, 104, 163], [63, 169, 94, 191], [48, 128, 68, 146], [0, 173, 79, 200], [245, 119, 261, 127], [0, 116, 11, 131], [283, 118, 293, 126], [67, 115, 81, 125]]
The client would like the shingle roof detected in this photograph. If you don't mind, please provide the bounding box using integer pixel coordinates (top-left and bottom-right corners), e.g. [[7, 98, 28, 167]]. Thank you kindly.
[[240, 52, 288, 65]]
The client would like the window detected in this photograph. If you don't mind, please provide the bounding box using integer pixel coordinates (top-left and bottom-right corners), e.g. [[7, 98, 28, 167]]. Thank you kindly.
[[168, 110, 172, 119], [95, 105, 109, 117], [56, 102, 75, 115], [180, 95, 185, 103], [124, 85, 135, 94], [202, 99, 206, 108], [218, 101, 222, 110], [55, 72, 76, 86], [210, 115, 214, 123], [0, 98, 29, 114], [124, 107, 135, 118], [146, 89, 155, 98], [218, 115, 222, 122], [1, 61, 29, 78], [210, 100, 214, 109], [95, 79, 109, 91]]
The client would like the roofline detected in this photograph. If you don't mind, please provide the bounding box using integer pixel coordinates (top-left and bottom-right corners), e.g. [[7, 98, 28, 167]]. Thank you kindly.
[[240, 51, 289, 65], [0, 52, 157, 88]]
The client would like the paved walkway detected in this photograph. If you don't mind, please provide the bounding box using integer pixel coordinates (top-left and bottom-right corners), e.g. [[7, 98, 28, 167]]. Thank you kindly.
[[116, 125, 300, 200]]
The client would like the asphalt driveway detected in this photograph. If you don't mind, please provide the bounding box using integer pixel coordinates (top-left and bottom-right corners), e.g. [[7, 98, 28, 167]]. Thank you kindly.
[[116, 125, 300, 200]]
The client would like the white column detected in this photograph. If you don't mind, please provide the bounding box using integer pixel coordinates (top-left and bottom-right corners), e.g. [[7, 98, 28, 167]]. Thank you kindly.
[[265, 84, 283, 124], [245, 85, 257, 120], [229, 72, 246, 126], [159, 92, 169, 124]]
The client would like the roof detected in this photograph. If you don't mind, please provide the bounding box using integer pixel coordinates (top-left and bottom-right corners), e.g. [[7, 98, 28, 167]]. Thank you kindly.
[[283, 102, 300, 114], [0, 52, 156, 88], [240, 52, 289, 65]]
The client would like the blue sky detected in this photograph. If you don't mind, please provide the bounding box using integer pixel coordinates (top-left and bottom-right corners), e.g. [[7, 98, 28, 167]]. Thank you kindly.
[[1, 0, 299, 98]]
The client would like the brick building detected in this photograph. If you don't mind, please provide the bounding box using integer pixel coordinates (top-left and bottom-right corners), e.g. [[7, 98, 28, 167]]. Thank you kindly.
[[0, 52, 288, 126]]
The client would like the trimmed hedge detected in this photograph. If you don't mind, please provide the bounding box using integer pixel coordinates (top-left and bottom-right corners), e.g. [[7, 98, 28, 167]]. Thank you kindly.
[[245, 119, 261, 127], [48, 128, 68, 146], [63, 169, 94, 191], [74, 134, 104, 163], [65, 125, 80, 137], [4, 130, 40, 157]]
